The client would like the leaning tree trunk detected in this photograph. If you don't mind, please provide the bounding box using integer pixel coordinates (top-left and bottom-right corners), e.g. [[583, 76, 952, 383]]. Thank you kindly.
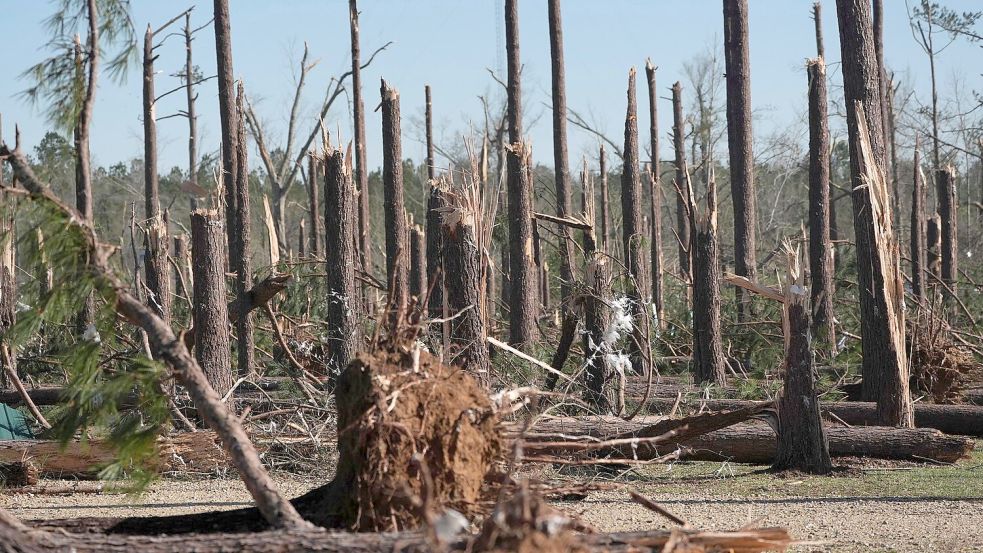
[[74, 0, 99, 332], [621, 68, 650, 377], [910, 141, 928, 307], [689, 175, 727, 386], [349, 0, 372, 282], [233, 84, 255, 376], [671, 82, 691, 283], [142, 26, 171, 327], [807, 58, 835, 358], [504, 0, 538, 347], [380, 80, 409, 325], [323, 148, 361, 375], [547, 0, 576, 307], [645, 59, 665, 330], [835, 0, 913, 428], [306, 153, 322, 257], [723, 0, 758, 322], [773, 254, 832, 474], [190, 209, 233, 396], [936, 166, 957, 301]]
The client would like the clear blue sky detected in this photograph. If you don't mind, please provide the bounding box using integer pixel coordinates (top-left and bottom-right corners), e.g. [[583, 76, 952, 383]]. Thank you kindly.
[[0, 1, 980, 174]]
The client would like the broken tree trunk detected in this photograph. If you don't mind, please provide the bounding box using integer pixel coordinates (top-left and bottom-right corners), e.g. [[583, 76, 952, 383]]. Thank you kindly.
[[688, 173, 726, 386], [836, 0, 913, 427], [142, 25, 171, 327], [910, 141, 928, 306], [936, 165, 957, 301], [598, 145, 610, 252], [306, 153, 322, 257], [580, 169, 613, 410], [380, 80, 409, 325], [645, 59, 665, 330], [671, 82, 691, 283], [323, 148, 361, 375], [349, 0, 372, 283], [425, 85, 435, 180], [927, 212, 942, 279], [409, 222, 426, 302], [233, 83, 256, 376], [723, 0, 758, 322], [190, 209, 233, 396], [183, 12, 200, 212], [425, 181, 445, 320], [813, 1, 825, 58], [807, 58, 836, 356]]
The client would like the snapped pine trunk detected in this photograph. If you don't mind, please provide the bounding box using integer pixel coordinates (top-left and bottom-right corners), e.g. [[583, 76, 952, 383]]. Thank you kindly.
[[807, 58, 836, 356], [190, 209, 233, 398], [307, 153, 322, 257], [425, 85, 435, 180], [910, 142, 928, 306], [598, 145, 611, 253], [582, 174, 614, 410], [689, 176, 726, 386], [233, 84, 255, 376], [409, 222, 426, 302], [547, 0, 576, 307], [645, 60, 665, 330], [349, 0, 372, 283], [425, 182, 445, 320], [380, 80, 409, 324], [142, 26, 171, 327], [936, 166, 957, 300], [323, 149, 361, 375], [671, 82, 691, 284]]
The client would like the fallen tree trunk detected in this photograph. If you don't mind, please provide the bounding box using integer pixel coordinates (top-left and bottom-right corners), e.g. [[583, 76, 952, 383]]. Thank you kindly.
[[523, 417, 972, 464], [0, 432, 229, 478], [644, 397, 983, 437]]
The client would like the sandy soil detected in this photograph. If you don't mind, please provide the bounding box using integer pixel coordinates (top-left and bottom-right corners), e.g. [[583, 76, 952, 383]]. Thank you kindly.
[[4, 476, 981, 552]]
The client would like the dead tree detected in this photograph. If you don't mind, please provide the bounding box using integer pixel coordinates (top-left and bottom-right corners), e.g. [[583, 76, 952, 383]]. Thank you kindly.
[[298, 219, 307, 258], [581, 168, 613, 410], [173, 233, 188, 304], [910, 141, 928, 306], [425, 85, 435, 180], [142, 24, 171, 326], [307, 153, 322, 257], [872, 0, 890, 168], [233, 83, 255, 376], [645, 60, 665, 330], [813, 2, 825, 58], [425, 182, 445, 320], [672, 82, 691, 282], [723, 0, 758, 320], [190, 209, 233, 396], [183, 11, 200, 211], [688, 172, 726, 386], [440, 185, 489, 382], [213, 0, 239, 250], [0, 156, 15, 391], [381, 80, 409, 322], [74, 1, 100, 331], [807, 58, 835, 357], [547, 0, 576, 306], [836, 0, 913, 428], [598, 145, 610, 252], [409, 223, 426, 301], [927, 213, 942, 279], [621, 68, 650, 376], [773, 249, 832, 474], [323, 148, 361, 375], [936, 165, 957, 299], [350, 0, 372, 280], [505, 0, 538, 347]]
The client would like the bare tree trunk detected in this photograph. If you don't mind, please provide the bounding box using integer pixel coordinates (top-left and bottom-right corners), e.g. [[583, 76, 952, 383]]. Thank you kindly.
[[910, 141, 928, 306], [184, 12, 199, 212], [213, 0, 239, 244], [233, 84, 255, 376], [547, 0, 576, 306], [773, 255, 832, 474], [598, 145, 610, 253], [672, 82, 691, 282], [886, 74, 900, 225], [441, 190, 489, 382], [349, 0, 372, 281], [409, 223, 426, 302], [323, 149, 361, 375], [425, 182, 445, 320], [581, 169, 613, 410], [190, 209, 232, 396], [927, 212, 942, 279], [936, 166, 958, 300], [621, 68, 650, 376], [505, 0, 537, 347], [74, 0, 99, 332], [298, 219, 307, 258], [807, 58, 836, 358], [380, 80, 409, 324], [645, 60, 665, 331], [306, 153, 322, 257], [689, 175, 726, 386], [0, 174, 15, 392], [872, 0, 890, 171], [142, 26, 171, 327], [723, 0, 757, 321], [813, 1, 825, 58], [425, 85, 435, 181], [835, 0, 913, 428]]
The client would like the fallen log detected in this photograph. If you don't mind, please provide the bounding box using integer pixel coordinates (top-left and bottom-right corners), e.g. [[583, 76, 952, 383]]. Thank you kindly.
[[524, 417, 973, 464], [0, 432, 230, 478], [644, 397, 983, 437], [0, 387, 64, 407]]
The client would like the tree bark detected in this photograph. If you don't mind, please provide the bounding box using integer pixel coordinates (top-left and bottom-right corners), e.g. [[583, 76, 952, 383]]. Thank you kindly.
[[0, 179, 14, 393], [213, 0, 238, 247], [645, 60, 664, 330], [872, 0, 890, 171], [232, 84, 255, 376], [349, 0, 372, 281], [547, 0, 576, 307], [142, 26, 171, 327], [409, 223, 426, 302], [425, 85, 435, 181], [505, 0, 538, 347], [74, 0, 99, 332], [323, 149, 361, 375], [306, 154, 322, 257], [671, 82, 691, 282], [835, 0, 913, 427], [184, 12, 199, 212], [807, 58, 835, 357], [621, 68, 649, 377], [425, 182, 445, 320], [813, 1, 825, 58], [927, 212, 942, 279], [598, 145, 610, 253], [582, 177, 613, 409], [936, 166, 957, 300], [910, 141, 928, 306], [380, 80, 409, 324], [723, 0, 758, 321], [190, 209, 232, 396], [689, 176, 726, 386]]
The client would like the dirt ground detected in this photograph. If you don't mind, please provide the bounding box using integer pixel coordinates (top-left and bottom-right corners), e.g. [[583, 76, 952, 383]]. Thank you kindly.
[[3, 449, 982, 552]]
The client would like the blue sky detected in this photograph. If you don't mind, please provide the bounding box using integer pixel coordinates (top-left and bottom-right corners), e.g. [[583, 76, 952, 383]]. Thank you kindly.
[[0, 0, 980, 174]]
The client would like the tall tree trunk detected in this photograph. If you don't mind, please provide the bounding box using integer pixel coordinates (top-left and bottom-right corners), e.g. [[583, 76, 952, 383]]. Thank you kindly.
[[723, 0, 757, 321], [425, 85, 435, 181], [598, 145, 611, 253], [621, 68, 650, 376], [835, 0, 913, 428], [689, 175, 726, 386], [306, 153, 322, 257], [645, 60, 665, 331], [547, 0, 576, 306], [323, 149, 361, 375], [910, 141, 928, 306], [504, 0, 537, 347], [813, 1, 825, 58], [190, 209, 233, 396], [184, 12, 199, 212], [671, 82, 691, 283], [773, 254, 832, 474], [872, 0, 890, 172], [0, 135, 15, 392], [581, 168, 614, 410], [425, 182, 445, 320], [409, 222, 426, 302], [349, 0, 372, 280], [143, 25, 171, 327], [74, 0, 99, 332], [213, 0, 239, 245], [807, 58, 835, 358], [233, 84, 255, 376], [936, 166, 957, 300], [380, 80, 409, 323]]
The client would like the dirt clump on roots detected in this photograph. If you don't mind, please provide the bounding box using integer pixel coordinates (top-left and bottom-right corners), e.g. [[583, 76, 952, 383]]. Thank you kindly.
[[304, 345, 503, 531], [473, 483, 588, 553], [908, 318, 983, 403]]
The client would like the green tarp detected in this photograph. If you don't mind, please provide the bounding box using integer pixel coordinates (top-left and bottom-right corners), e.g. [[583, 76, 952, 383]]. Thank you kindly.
[[0, 403, 34, 440]]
